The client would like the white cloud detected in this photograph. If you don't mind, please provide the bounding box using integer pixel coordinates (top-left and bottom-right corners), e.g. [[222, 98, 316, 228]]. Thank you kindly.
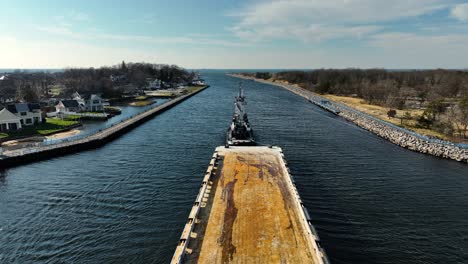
[[451, 3, 468, 21], [0, 38, 202, 69], [232, 24, 381, 42], [367, 32, 468, 68], [369, 32, 468, 50], [230, 0, 452, 42], [34, 25, 249, 47]]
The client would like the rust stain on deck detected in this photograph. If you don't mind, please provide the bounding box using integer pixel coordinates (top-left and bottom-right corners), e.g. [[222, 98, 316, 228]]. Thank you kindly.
[[185, 147, 320, 264]]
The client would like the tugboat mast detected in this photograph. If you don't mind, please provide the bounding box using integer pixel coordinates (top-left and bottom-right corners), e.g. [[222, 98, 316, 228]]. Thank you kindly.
[[234, 83, 247, 126], [226, 82, 255, 146]]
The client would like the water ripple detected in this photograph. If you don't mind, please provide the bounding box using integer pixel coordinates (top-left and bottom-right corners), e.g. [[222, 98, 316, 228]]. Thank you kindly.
[[0, 71, 467, 263]]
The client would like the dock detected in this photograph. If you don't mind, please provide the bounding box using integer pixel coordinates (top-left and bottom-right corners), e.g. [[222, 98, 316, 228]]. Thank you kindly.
[[0, 86, 208, 168], [172, 146, 328, 264]]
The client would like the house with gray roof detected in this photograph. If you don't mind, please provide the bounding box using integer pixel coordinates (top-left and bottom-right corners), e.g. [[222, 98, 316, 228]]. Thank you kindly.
[[0, 107, 22, 132], [6, 103, 43, 126], [56, 100, 81, 113], [84, 94, 104, 112]]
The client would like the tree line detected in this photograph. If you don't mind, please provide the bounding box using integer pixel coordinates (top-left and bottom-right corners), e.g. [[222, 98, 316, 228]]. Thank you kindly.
[[0, 62, 195, 102]]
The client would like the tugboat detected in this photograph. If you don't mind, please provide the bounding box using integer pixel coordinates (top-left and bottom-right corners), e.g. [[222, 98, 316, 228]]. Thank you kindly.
[[226, 83, 255, 146]]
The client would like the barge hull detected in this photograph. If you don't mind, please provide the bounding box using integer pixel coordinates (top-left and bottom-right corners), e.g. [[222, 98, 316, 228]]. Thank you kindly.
[[172, 146, 328, 264]]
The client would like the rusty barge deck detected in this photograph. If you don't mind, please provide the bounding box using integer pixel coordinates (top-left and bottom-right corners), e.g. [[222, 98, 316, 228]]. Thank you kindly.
[[172, 146, 328, 264]]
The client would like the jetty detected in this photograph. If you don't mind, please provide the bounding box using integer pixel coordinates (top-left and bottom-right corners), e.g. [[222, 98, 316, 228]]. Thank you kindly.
[[171, 146, 328, 264], [0, 86, 209, 168]]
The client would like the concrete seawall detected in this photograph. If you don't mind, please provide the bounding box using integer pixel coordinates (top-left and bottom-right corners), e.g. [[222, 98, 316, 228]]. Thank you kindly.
[[228, 74, 468, 163], [0, 86, 209, 168]]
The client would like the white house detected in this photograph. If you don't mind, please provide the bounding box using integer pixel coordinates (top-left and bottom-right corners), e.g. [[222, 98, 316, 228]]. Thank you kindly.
[[191, 78, 205, 86], [66, 93, 104, 112], [148, 79, 162, 90], [72, 92, 87, 111], [0, 108, 22, 131], [56, 100, 81, 113], [85, 94, 104, 112], [6, 103, 42, 126]]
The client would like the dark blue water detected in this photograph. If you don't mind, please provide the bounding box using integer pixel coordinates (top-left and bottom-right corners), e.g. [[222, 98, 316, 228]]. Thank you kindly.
[[0, 71, 467, 264], [76, 100, 169, 135]]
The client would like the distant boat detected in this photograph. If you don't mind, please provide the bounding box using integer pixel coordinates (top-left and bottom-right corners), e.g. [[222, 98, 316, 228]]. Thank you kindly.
[[226, 83, 255, 146]]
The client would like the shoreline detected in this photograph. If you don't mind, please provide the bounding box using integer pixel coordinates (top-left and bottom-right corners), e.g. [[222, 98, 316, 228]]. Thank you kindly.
[[0, 86, 209, 168], [227, 73, 467, 163]]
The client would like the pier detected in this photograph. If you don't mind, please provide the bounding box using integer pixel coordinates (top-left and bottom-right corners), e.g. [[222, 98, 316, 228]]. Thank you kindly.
[[0, 86, 209, 168], [172, 146, 328, 264]]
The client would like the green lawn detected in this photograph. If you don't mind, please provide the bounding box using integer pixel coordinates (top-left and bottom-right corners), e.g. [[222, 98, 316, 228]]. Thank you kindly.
[[45, 118, 79, 127], [1, 118, 80, 139], [65, 115, 81, 120]]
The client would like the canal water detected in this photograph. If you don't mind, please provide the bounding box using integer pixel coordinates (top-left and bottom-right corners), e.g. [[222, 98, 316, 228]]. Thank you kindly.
[[0, 71, 466, 263], [45, 99, 169, 144]]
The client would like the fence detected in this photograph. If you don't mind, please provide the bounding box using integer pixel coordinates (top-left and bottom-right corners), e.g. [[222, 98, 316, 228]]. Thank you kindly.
[[2, 100, 168, 154]]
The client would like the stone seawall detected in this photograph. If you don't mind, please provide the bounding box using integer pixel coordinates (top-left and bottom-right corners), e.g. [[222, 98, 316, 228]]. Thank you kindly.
[[228, 74, 467, 163]]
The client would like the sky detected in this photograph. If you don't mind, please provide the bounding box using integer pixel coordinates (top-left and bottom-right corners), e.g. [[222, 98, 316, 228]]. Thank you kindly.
[[1, 0, 468, 69]]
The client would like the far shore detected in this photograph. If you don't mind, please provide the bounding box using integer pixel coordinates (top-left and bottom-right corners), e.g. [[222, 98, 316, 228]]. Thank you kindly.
[[227, 73, 467, 162], [227, 73, 465, 143]]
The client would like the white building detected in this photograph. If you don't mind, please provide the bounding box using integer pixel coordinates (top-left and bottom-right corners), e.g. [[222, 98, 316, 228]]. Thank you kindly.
[[72, 92, 87, 111], [56, 100, 81, 113], [6, 103, 42, 126], [0, 108, 22, 131], [69, 93, 104, 112], [191, 78, 205, 86], [85, 94, 104, 112], [148, 79, 162, 90]]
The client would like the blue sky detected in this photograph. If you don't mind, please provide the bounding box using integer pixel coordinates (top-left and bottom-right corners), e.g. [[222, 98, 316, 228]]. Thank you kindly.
[[1, 0, 468, 69]]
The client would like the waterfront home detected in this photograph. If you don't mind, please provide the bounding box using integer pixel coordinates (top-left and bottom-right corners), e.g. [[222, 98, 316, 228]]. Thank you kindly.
[[147, 78, 162, 90], [0, 107, 22, 131], [85, 94, 104, 112], [70, 92, 104, 112], [40, 98, 59, 108], [6, 103, 42, 126], [191, 78, 205, 86], [56, 100, 81, 113], [72, 92, 87, 110]]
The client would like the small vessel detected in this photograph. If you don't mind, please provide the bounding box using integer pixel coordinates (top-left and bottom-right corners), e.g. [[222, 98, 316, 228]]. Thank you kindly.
[[226, 83, 255, 146]]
